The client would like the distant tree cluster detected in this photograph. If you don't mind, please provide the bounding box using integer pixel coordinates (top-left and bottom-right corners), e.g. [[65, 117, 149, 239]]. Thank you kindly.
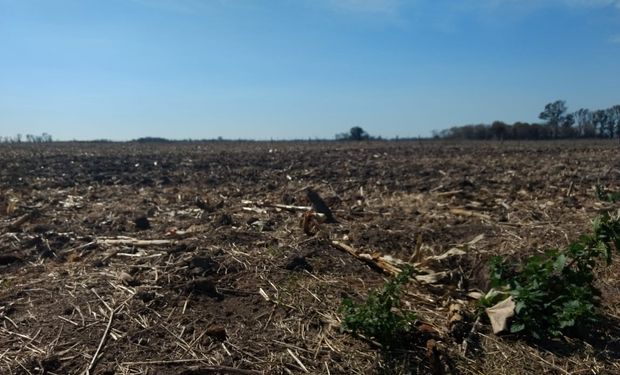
[[132, 137, 172, 143], [437, 101, 620, 140], [336, 126, 382, 141], [0, 133, 53, 143], [130, 136, 259, 143]]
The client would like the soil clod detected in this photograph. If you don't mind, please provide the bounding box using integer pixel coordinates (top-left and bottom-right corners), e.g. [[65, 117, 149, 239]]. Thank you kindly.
[[134, 215, 151, 230], [284, 254, 313, 272]]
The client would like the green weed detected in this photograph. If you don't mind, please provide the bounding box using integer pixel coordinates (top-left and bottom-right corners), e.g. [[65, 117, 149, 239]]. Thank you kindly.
[[486, 210, 620, 339], [340, 266, 416, 347], [596, 184, 620, 203]]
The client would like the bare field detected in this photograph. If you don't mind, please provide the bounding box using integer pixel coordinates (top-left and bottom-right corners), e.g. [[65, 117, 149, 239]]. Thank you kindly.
[[0, 140, 619, 374]]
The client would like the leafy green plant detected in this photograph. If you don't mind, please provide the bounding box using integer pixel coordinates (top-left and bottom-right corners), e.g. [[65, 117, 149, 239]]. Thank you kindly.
[[487, 210, 620, 339], [595, 184, 620, 203], [340, 266, 416, 347]]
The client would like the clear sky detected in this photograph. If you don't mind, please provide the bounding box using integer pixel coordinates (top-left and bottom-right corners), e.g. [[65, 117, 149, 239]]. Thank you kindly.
[[1, 0, 619, 140]]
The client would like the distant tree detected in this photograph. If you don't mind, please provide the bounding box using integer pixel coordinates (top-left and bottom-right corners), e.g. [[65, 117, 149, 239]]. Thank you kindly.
[[592, 110, 610, 138], [336, 126, 370, 141], [491, 121, 508, 140], [474, 124, 490, 140], [606, 105, 620, 140], [133, 137, 171, 143], [530, 123, 552, 140], [539, 100, 568, 139], [349, 126, 369, 141], [511, 122, 529, 139], [559, 113, 575, 138], [573, 108, 593, 138], [457, 125, 470, 139]]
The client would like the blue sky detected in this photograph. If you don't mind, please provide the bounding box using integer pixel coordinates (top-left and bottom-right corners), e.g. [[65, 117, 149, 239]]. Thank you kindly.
[[1, 0, 619, 140]]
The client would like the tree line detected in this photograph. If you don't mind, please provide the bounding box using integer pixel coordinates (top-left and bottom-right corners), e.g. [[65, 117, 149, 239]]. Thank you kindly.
[[0, 133, 53, 143], [436, 101, 620, 140], [3, 101, 619, 143]]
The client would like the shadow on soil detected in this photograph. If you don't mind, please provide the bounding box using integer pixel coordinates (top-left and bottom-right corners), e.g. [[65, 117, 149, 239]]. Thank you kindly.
[[522, 315, 620, 363]]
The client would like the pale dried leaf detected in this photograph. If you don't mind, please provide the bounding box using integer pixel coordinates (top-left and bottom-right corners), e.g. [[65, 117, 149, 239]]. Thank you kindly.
[[415, 271, 449, 284], [485, 296, 516, 334], [425, 248, 466, 261]]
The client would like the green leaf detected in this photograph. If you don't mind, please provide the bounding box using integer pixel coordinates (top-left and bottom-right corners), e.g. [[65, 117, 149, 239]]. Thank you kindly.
[[553, 254, 566, 272], [559, 319, 575, 329], [597, 241, 611, 265], [515, 300, 526, 314], [510, 323, 525, 333], [340, 266, 416, 347]]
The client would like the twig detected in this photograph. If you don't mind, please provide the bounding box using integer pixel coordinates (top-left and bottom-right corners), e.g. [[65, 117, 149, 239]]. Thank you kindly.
[[330, 241, 447, 283], [97, 238, 174, 246], [330, 240, 359, 258], [7, 210, 38, 231], [330, 241, 402, 275], [461, 316, 480, 355], [90, 289, 112, 311], [181, 365, 262, 375], [567, 180, 574, 197], [434, 189, 463, 197], [60, 240, 96, 254], [58, 316, 79, 327], [450, 208, 491, 220], [287, 348, 309, 373], [85, 306, 118, 375], [121, 358, 212, 365], [241, 200, 311, 212], [271, 203, 311, 212], [121, 359, 260, 374], [530, 350, 571, 375]]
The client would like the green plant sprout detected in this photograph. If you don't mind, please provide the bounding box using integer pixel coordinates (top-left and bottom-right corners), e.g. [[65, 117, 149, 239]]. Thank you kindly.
[[340, 265, 417, 347]]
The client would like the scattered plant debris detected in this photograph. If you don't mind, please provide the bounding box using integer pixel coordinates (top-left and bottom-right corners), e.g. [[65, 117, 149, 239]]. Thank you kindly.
[[1, 141, 619, 374]]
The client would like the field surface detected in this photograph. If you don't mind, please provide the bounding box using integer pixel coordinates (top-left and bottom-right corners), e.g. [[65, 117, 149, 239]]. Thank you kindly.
[[0, 140, 619, 374]]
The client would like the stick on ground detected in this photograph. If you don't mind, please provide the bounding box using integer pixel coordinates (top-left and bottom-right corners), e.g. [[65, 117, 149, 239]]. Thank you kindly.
[[85, 306, 118, 375]]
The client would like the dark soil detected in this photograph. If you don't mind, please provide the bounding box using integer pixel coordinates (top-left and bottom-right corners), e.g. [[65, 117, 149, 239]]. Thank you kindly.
[[0, 140, 619, 374]]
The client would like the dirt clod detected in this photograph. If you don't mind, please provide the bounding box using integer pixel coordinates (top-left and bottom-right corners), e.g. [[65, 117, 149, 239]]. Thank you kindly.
[[184, 278, 222, 299], [205, 324, 227, 341], [134, 215, 150, 230], [284, 254, 313, 272]]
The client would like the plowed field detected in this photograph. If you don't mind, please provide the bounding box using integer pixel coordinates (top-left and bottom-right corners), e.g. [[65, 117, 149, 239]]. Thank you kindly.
[[0, 140, 618, 374]]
